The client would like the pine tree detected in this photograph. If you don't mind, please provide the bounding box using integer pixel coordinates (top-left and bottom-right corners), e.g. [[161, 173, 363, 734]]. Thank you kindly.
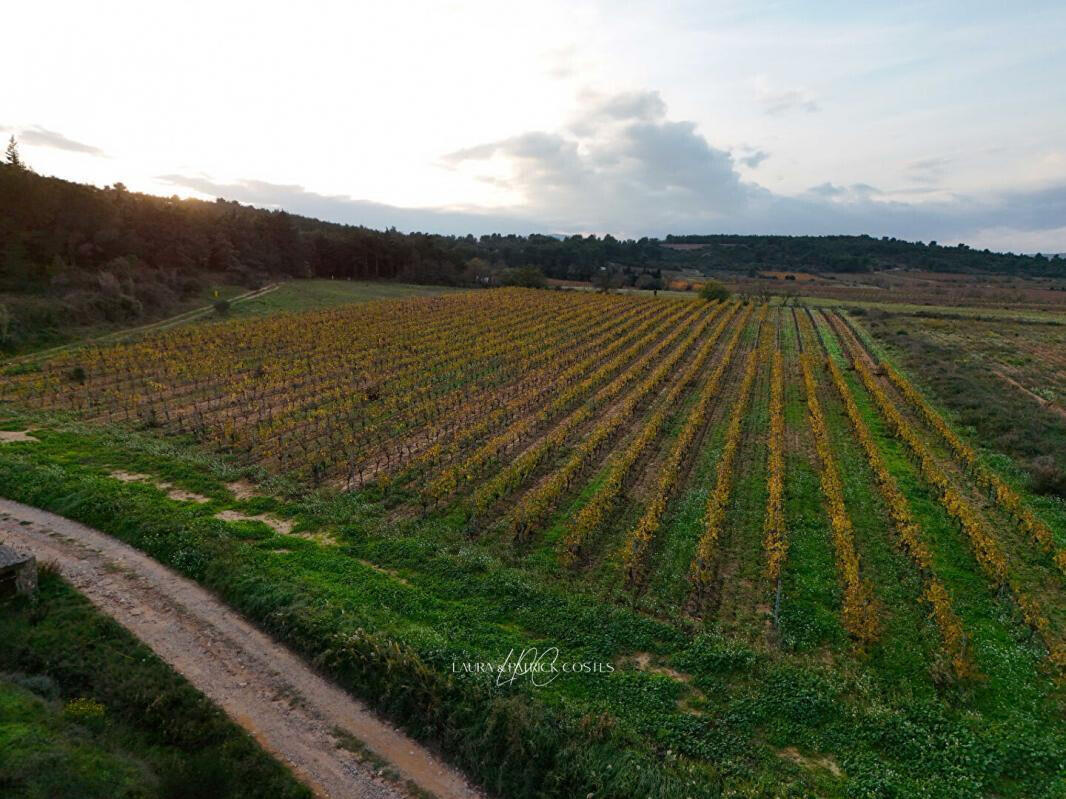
[[5, 136, 24, 169]]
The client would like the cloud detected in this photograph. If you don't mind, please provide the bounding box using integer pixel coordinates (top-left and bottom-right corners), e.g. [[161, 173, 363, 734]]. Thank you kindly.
[[738, 150, 770, 169], [443, 90, 756, 229], [752, 79, 820, 115], [565, 89, 669, 137], [806, 182, 845, 198], [806, 182, 882, 200], [581, 89, 667, 123], [762, 90, 819, 115], [904, 155, 953, 186], [155, 174, 543, 236], [163, 90, 1066, 252], [908, 156, 952, 172], [443, 132, 581, 174], [8, 125, 105, 156]]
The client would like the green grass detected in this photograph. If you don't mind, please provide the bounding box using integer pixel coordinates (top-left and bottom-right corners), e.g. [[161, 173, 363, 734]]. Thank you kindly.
[[850, 310, 1066, 543], [1, 358, 1065, 796], [642, 403, 729, 616], [0, 682, 151, 799], [773, 311, 847, 653], [0, 571, 310, 799], [0, 283, 249, 360], [816, 328, 1066, 719], [795, 296, 1066, 324], [3, 280, 464, 364], [713, 334, 772, 639], [811, 314, 942, 689], [214, 280, 464, 319]]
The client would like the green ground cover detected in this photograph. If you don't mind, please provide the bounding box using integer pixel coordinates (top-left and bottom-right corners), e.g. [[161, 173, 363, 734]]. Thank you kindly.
[[0, 571, 310, 799], [0, 404, 1063, 797]]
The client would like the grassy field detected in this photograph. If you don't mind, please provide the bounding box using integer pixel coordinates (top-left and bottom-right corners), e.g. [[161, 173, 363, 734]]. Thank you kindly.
[[1, 288, 1065, 797], [212, 279, 465, 319], [723, 269, 1066, 316], [794, 295, 1066, 324], [0, 571, 309, 799], [2, 279, 463, 363], [857, 310, 1066, 495]]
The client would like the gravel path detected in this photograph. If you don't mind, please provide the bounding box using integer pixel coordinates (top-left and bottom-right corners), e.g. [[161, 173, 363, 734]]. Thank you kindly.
[[0, 498, 483, 799]]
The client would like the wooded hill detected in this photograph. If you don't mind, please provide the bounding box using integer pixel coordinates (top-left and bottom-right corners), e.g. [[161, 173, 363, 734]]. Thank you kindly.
[[2, 162, 1063, 350], [3, 164, 1062, 292]]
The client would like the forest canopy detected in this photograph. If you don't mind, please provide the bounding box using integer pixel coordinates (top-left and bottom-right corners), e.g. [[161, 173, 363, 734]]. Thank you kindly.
[[3, 163, 1063, 293], [1, 160, 1064, 350]]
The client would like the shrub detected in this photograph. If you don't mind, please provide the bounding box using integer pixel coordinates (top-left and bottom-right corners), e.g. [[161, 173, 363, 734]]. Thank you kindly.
[[4, 672, 59, 700], [698, 279, 730, 302], [1029, 455, 1066, 496], [64, 697, 107, 731], [501, 266, 547, 289]]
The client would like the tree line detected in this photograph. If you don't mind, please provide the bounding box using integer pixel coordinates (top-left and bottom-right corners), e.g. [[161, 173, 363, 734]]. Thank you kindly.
[[663, 234, 1063, 277], [5, 155, 1059, 297], [1, 143, 1062, 350]]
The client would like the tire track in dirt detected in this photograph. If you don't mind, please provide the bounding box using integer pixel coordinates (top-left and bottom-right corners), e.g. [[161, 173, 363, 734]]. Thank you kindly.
[[0, 499, 483, 799], [990, 369, 1066, 422]]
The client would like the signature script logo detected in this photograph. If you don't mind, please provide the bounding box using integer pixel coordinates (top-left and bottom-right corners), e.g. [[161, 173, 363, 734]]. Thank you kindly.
[[452, 647, 615, 687]]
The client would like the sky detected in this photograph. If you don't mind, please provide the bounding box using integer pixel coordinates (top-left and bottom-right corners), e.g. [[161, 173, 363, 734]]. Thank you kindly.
[[4, 0, 1066, 252]]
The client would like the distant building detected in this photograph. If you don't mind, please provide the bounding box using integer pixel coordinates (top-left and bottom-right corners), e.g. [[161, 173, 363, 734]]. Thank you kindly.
[[0, 545, 36, 597]]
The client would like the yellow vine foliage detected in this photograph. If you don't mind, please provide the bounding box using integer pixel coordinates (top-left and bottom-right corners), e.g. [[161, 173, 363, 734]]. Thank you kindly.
[[826, 355, 972, 677], [924, 580, 973, 679], [688, 312, 766, 600], [881, 359, 1066, 576], [853, 357, 1009, 585], [851, 354, 1065, 666], [5, 289, 685, 487], [557, 304, 750, 561], [405, 299, 666, 483], [764, 347, 787, 582], [429, 299, 700, 504], [471, 301, 715, 517], [621, 306, 767, 584], [799, 353, 878, 644]]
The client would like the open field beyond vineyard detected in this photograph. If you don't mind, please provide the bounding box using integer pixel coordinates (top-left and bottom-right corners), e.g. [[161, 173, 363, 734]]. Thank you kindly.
[[2, 287, 1066, 798]]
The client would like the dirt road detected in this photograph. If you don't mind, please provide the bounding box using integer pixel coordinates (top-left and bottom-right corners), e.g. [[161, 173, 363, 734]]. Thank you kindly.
[[0, 498, 482, 799]]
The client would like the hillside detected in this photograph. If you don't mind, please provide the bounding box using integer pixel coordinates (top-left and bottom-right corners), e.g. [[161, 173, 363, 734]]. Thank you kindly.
[[2, 163, 1063, 352]]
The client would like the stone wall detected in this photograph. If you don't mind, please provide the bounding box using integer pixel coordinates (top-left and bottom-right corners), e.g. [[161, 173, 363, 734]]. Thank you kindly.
[[14, 556, 37, 595]]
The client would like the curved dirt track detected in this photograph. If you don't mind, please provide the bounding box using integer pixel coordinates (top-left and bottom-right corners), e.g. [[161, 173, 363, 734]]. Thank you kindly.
[[0, 498, 483, 799]]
